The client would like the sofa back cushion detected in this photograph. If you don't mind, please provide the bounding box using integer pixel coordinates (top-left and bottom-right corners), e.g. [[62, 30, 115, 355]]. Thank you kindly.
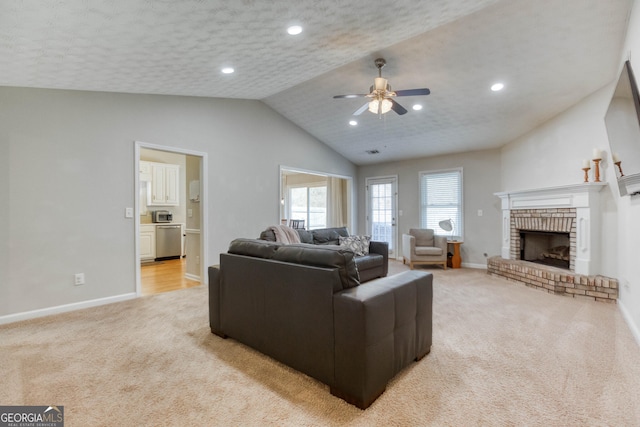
[[410, 228, 435, 247], [272, 243, 360, 289], [228, 238, 282, 259], [311, 227, 350, 245], [259, 229, 276, 241], [297, 229, 314, 244]]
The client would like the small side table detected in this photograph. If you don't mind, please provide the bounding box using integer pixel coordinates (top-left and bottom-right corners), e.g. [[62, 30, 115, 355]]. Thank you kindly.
[[447, 241, 463, 269]]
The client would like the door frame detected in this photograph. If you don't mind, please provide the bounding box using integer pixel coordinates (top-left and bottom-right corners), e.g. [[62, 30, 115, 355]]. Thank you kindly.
[[365, 175, 399, 258], [134, 141, 209, 296], [279, 165, 355, 232]]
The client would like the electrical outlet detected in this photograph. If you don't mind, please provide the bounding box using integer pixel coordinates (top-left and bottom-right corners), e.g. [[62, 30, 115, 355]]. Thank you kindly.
[[74, 273, 85, 286]]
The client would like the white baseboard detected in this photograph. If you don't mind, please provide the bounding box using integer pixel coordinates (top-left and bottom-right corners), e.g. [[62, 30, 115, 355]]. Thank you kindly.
[[0, 293, 137, 326], [394, 257, 487, 270], [462, 262, 488, 269], [618, 299, 640, 347], [184, 273, 201, 282]]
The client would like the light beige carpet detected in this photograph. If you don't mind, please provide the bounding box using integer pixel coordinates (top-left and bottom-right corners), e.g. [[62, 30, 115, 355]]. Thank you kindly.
[[2, 262, 640, 426]]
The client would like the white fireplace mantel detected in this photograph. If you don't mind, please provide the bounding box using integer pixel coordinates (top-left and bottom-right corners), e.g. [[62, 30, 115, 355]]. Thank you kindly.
[[495, 183, 607, 275]]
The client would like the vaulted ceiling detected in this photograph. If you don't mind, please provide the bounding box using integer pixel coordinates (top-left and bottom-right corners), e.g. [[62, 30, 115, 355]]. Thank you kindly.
[[0, 0, 632, 164]]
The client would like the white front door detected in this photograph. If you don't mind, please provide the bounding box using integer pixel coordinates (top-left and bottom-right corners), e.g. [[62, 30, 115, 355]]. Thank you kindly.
[[366, 176, 398, 256]]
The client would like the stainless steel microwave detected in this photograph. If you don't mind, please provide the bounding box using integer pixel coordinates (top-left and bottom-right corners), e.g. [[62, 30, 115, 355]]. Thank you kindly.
[[152, 210, 173, 223]]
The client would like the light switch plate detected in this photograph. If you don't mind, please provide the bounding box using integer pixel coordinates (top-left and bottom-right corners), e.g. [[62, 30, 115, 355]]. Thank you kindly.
[[477, 209, 483, 217], [125, 207, 134, 218]]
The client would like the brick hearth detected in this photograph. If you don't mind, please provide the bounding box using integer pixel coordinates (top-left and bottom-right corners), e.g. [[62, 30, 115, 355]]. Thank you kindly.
[[487, 256, 618, 303]]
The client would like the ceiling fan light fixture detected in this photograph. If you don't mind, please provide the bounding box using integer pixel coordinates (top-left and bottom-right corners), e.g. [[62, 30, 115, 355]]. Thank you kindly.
[[374, 77, 388, 91], [368, 98, 392, 114]]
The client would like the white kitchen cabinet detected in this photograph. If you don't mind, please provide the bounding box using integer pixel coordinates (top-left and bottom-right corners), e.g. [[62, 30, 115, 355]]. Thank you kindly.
[[148, 163, 179, 206], [139, 160, 152, 182], [140, 224, 156, 261]]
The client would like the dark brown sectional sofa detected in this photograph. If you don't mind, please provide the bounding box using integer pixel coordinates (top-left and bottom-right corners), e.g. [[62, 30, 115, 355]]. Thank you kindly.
[[259, 226, 388, 282], [209, 238, 433, 409]]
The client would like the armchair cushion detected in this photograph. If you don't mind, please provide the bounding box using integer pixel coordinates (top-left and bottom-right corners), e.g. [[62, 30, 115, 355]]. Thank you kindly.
[[411, 228, 435, 247], [415, 246, 443, 256]]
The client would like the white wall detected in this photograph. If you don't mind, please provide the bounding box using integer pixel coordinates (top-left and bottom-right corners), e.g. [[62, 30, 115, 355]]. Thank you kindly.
[[500, 0, 640, 342], [0, 87, 356, 318], [501, 86, 620, 278], [615, 0, 640, 342], [357, 149, 503, 267]]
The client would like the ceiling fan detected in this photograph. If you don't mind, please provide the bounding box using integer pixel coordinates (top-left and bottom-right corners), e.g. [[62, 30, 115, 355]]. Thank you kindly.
[[333, 58, 430, 116]]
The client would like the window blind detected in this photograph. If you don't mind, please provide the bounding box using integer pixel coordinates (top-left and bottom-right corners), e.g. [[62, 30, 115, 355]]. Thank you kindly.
[[419, 168, 463, 237]]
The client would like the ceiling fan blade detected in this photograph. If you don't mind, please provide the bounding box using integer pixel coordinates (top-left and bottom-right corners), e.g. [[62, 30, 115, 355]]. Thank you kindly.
[[353, 103, 370, 116], [394, 88, 431, 97], [333, 94, 369, 99], [390, 99, 408, 115]]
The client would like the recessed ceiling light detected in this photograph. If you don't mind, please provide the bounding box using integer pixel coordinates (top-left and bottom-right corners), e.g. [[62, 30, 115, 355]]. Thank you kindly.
[[221, 67, 234, 74], [412, 104, 423, 111], [287, 25, 303, 35], [491, 82, 504, 91], [349, 120, 358, 126]]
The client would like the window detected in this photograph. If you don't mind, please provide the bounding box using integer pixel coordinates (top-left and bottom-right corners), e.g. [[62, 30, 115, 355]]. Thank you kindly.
[[419, 168, 463, 238], [288, 184, 327, 229]]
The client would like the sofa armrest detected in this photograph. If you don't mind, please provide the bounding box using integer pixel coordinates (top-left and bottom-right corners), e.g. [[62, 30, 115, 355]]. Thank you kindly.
[[332, 270, 433, 409], [402, 233, 415, 260], [368, 240, 389, 276], [208, 265, 226, 337]]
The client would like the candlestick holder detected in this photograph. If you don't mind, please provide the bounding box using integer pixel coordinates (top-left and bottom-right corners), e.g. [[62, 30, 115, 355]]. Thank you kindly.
[[615, 161, 624, 177], [582, 167, 591, 183], [592, 158, 601, 182]]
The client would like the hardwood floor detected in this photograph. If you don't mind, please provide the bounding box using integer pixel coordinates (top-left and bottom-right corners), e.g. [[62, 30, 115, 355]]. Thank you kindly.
[[140, 257, 200, 296]]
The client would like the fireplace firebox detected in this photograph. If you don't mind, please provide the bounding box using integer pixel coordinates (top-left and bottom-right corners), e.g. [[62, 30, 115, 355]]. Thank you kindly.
[[519, 230, 570, 269]]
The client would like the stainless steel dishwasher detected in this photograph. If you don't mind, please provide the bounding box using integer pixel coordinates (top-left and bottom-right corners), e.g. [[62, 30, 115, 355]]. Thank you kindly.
[[156, 225, 182, 260]]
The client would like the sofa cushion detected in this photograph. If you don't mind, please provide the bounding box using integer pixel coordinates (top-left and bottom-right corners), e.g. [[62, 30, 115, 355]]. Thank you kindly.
[[312, 227, 349, 245], [410, 228, 435, 247], [228, 238, 282, 259], [297, 229, 314, 244], [259, 229, 276, 242], [272, 243, 360, 289], [354, 253, 383, 271], [339, 235, 371, 256]]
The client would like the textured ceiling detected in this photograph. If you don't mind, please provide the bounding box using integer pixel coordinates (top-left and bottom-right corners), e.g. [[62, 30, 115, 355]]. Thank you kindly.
[[0, 0, 632, 165]]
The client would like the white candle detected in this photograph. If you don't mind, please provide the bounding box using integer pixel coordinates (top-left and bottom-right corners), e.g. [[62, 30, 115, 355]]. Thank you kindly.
[[613, 152, 620, 163], [582, 159, 590, 168], [592, 148, 601, 159]]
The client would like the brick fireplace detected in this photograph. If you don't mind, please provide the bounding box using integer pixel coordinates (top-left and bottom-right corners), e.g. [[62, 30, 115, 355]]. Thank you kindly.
[[488, 183, 618, 303]]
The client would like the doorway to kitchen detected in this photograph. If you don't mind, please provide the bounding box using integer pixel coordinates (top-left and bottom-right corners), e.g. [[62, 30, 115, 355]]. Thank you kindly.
[[135, 141, 208, 296]]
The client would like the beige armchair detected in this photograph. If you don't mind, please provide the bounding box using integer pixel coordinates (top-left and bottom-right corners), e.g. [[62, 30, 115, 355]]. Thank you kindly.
[[402, 228, 448, 270]]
